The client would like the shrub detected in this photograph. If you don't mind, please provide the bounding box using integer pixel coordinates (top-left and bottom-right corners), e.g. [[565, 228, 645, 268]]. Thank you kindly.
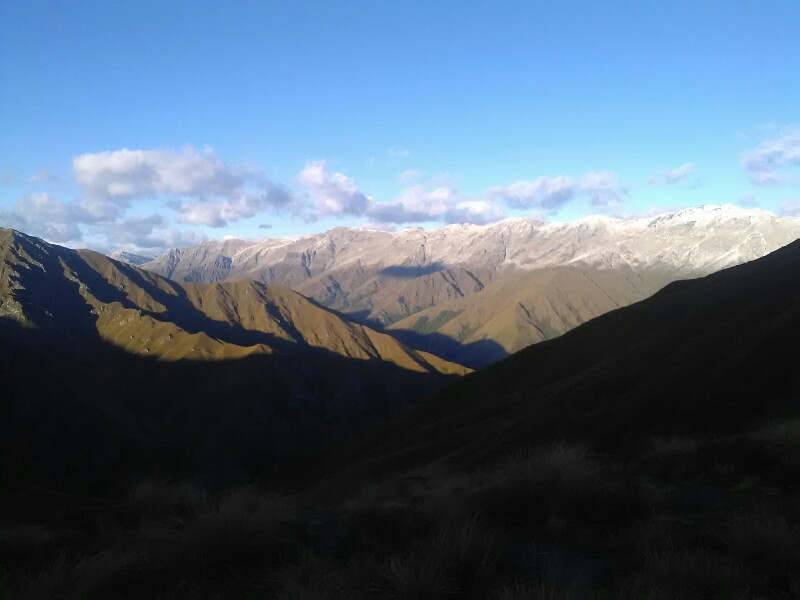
[[476, 443, 638, 532]]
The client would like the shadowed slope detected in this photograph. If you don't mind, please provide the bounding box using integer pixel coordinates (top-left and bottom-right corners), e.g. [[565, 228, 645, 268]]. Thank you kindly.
[[0, 227, 467, 495], [311, 239, 800, 485]]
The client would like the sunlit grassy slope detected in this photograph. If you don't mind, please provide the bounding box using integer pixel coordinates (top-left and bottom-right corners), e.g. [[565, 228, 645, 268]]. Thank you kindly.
[[0, 227, 466, 375]]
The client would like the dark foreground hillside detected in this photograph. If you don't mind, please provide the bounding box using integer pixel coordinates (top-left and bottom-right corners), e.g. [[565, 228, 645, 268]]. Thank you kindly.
[[316, 239, 800, 480], [1, 241, 800, 598], [0, 319, 454, 496]]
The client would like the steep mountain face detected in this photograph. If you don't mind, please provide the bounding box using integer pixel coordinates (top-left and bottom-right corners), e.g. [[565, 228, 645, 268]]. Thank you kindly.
[[0, 227, 466, 493], [109, 250, 153, 266], [314, 239, 800, 483], [0, 228, 464, 374], [142, 205, 800, 366]]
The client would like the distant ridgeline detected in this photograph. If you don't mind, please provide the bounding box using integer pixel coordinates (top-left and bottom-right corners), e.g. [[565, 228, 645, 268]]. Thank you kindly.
[[139, 205, 800, 367]]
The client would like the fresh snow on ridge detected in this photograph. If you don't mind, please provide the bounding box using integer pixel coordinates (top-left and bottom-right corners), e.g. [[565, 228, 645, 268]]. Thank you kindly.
[[142, 205, 800, 283], [109, 250, 154, 266]]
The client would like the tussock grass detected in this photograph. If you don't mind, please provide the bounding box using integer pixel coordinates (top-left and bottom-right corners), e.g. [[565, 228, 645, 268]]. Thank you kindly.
[[380, 553, 456, 599], [475, 443, 639, 531], [5, 430, 800, 597], [642, 436, 701, 474], [724, 507, 799, 582], [749, 418, 800, 448], [490, 578, 588, 600], [274, 550, 345, 600], [8, 550, 140, 600], [276, 579, 344, 600], [139, 488, 301, 571], [344, 493, 437, 554], [376, 513, 497, 598], [640, 548, 750, 598]]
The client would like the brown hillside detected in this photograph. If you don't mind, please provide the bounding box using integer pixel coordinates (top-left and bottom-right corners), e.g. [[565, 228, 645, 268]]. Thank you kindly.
[[388, 267, 672, 366], [0, 227, 466, 375]]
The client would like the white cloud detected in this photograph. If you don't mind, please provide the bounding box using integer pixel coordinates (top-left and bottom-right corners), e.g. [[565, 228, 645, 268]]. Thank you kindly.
[[367, 185, 506, 225], [73, 146, 293, 227], [0, 193, 83, 243], [648, 162, 696, 186], [398, 169, 425, 185], [368, 185, 456, 222], [93, 215, 208, 255], [741, 128, 800, 185], [387, 148, 410, 159], [171, 186, 292, 228], [297, 161, 370, 216], [293, 164, 629, 226], [0, 191, 211, 254], [486, 176, 577, 211], [738, 195, 758, 208], [4, 147, 654, 253], [581, 171, 628, 210], [30, 169, 61, 184], [779, 199, 800, 216], [446, 200, 506, 225], [73, 146, 244, 199]]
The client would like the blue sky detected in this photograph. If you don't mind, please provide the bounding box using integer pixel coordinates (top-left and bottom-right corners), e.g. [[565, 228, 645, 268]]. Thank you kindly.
[[1, 0, 799, 255]]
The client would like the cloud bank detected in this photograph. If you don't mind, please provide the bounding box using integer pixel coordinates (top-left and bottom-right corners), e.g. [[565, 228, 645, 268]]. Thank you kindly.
[[74, 147, 293, 227], [1, 145, 637, 254], [742, 129, 800, 185]]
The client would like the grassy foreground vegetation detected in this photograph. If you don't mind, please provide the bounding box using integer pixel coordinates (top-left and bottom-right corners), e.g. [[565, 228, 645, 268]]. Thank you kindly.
[[2, 420, 799, 598]]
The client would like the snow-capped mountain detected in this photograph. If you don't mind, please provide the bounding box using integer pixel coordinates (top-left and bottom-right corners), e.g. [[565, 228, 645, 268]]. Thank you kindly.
[[142, 205, 800, 366], [144, 205, 798, 282], [109, 250, 154, 266]]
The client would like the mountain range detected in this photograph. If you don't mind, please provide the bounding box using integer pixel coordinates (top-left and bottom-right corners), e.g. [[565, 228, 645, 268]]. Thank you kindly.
[[139, 204, 800, 366]]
